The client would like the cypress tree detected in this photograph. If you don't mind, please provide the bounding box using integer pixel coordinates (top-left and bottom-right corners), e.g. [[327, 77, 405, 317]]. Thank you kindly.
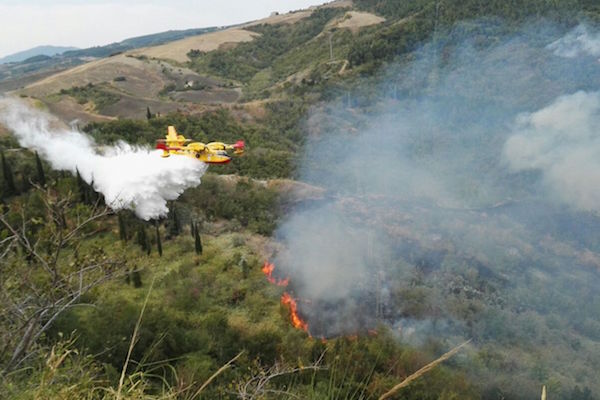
[[61, 211, 67, 230], [174, 208, 181, 235], [76, 169, 86, 203], [1, 152, 16, 195], [132, 270, 143, 288], [137, 225, 147, 252], [155, 222, 163, 257], [118, 213, 127, 242], [21, 168, 31, 193], [168, 206, 181, 237], [35, 151, 46, 186], [146, 107, 152, 120], [88, 178, 97, 205], [194, 226, 203, 255]]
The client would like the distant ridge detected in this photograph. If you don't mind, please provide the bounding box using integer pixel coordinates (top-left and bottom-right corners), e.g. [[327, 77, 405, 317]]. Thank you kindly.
[[0, 45, 78, 64], [61, 27, 219, 59]]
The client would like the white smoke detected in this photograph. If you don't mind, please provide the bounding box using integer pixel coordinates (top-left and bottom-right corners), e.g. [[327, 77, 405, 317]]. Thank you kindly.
[[504, 90, 600, 212], [547, 24, 600, 58], [0, 97, 207, 220]]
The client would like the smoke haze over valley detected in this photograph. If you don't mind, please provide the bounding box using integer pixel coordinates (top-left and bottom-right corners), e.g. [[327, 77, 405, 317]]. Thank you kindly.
[[273, 22, 600, 395]]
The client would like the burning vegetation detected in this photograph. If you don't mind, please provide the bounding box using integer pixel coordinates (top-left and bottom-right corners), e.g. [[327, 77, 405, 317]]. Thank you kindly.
[[261, 261, 289, 287], [280, 292, 309, 333], [262, 261, 310, 334]]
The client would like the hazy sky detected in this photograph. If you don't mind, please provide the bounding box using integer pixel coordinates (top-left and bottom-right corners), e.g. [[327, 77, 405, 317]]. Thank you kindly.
[[0, 0, 325, 58]]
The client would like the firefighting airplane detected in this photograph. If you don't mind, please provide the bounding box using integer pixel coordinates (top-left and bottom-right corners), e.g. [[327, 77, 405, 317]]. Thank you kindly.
[[156, 126, 244, 164]]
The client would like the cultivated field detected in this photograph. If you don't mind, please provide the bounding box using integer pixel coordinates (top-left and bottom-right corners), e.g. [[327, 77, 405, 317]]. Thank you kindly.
[[129, 29, 260, 63]]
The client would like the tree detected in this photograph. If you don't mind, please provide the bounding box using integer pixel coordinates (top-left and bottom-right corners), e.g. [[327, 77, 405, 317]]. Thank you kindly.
[[131, 270, 143, 288], [168, 205, 181, 238], [0, 186, 125, 373], [137, 225, 148, 253], [1, 152, 17, 196], [20, 166, 32, 193], [190, 220, 195, 238], [76, 169, 87, 204], [34, 151, 46, 186], [146, 106, 153, 120], [118, 213, 127, 242], [194, 224, 203, 255], [155, 222, 163, 257], [145, 228, 151, 256]]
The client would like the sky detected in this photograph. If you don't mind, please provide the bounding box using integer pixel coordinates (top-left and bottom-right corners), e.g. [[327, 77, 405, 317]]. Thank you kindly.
[[0, 0, 326, 58]]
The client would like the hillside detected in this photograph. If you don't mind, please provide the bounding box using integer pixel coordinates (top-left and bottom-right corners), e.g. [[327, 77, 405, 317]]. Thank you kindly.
[[0, 46, 77, 64], [0, 45, 79, 64], [0, 27, 218, 95], [129, 28, 260, 63], [2, 1, 600, 399]]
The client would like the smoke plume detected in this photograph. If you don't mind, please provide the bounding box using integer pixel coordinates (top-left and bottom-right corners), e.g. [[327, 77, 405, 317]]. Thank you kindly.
[[274, 22, 600, 394], [547, 24, 600, 58], [504, 90, 600, 212], [0, 98, 207, 219]]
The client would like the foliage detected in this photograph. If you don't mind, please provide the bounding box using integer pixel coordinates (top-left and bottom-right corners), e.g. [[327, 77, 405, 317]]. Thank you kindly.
[[188, 8, 346, 84], [354, 0, 587, 20], [348, 15, 435, 68], [0, 185, 126, 372], [59, 83, 120, 111], [156, 223, 163, 257], [182, 174, 279, 235], [194, 226, 203, 255], [348, 0, 597, 70], [35, 151, 46, 186], [83, 107, 301, 179], [1, 151, 17, 196]]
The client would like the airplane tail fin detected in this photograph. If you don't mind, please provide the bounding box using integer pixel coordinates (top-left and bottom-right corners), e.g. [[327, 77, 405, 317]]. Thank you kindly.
[[167, 126, 178, 141], [156, 126, 182, 157], [232, 140, 245, 155]]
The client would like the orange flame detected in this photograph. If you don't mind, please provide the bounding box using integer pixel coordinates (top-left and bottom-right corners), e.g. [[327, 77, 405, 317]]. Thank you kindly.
[[261, 262, 289, 287], [281, 292, 309, 333]]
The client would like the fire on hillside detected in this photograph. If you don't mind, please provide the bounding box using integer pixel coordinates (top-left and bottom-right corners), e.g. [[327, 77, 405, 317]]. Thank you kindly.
[[262, 261, 310, 335]]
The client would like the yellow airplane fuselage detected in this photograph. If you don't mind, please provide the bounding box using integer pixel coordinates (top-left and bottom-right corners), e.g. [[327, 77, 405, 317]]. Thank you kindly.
[[156, 126, 243, 164]]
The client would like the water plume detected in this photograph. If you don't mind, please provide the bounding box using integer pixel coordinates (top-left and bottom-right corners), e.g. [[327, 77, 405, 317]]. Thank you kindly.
[[0, 97, 207, 219]]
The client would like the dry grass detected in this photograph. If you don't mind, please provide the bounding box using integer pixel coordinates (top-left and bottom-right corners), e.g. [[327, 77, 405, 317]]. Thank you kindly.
[[319, 0, 354, 9], [378, 340, 471, 400], [334, 11, 385, 33], [541, 385, 547, 400], [17, 55, 166, 98], [190, 351, 245, 399], [130, 29, 260, 63], [45, 96, 116, 124], [116, 278, 155, 400], [243, 10, 313, 27]]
